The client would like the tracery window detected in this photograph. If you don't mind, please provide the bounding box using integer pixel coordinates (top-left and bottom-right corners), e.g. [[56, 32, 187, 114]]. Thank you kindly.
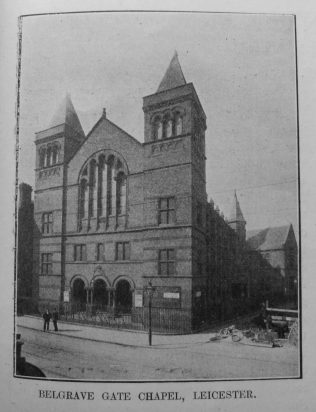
[[78, 152, 128, 228]]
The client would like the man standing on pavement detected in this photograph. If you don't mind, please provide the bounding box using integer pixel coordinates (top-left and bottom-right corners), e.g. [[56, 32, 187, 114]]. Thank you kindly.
[[52, 308, 59, 332], [43, 309, 52, 332]]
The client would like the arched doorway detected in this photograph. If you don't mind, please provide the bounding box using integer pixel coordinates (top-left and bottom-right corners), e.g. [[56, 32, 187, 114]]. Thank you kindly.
[[72, 278, 86, 310], [115, 279, 132, 313], [93, 279, 108, 308]]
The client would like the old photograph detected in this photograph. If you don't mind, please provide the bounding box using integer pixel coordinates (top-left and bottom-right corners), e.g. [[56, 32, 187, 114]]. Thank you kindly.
[[15, 11, 300, 381]]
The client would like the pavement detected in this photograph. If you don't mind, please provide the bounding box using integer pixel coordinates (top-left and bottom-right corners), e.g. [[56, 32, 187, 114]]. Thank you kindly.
[[16, 315, 299, 379], [16, 315, 215, 348]]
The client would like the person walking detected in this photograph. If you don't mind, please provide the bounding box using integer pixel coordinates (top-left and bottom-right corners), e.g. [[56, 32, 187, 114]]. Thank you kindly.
[[52, 308, 59, 332], [43, 309, 52, 332]]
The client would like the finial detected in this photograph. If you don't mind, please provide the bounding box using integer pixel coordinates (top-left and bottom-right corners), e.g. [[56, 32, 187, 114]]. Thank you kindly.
[[102, 107, 106, 118]]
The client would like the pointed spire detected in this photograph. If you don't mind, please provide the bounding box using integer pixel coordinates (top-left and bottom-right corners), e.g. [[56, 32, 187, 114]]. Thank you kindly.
[[228, 190, 246, 223], [157, 51, 186, 93], [49, 93, 85, 137]]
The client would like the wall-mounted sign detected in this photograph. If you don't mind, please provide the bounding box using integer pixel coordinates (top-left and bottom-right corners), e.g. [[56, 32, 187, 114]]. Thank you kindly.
[[163, 292, 180, 299], [63, 291, 70, 302], [135, 294, 143, 307]]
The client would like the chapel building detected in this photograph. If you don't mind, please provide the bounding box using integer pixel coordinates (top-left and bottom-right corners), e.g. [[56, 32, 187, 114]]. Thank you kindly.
[[32, 53, 297, 331]]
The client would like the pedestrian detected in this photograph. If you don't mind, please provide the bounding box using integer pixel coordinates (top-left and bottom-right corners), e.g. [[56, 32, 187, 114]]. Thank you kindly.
[[52, 308, 59, 332], [43, 309, 52, 332]]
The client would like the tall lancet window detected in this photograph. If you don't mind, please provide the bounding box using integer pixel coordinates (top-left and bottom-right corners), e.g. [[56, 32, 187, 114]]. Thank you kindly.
[[107, 156, 114, 215], [153, 117, 163, 141], [174, 113, 183, 136], [46, 146, 52, 167], [116, 172, 126, 215], [52, 144, 60, 165], [79, 179, 88, 219], [89, 160, 97, 217], [39, 147, 46, 168], [98, 155, 107, 217], [163, 116, 173, 138]]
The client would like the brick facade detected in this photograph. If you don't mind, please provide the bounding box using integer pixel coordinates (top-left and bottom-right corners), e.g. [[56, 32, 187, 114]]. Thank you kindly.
[[31, 54, 297, 331]]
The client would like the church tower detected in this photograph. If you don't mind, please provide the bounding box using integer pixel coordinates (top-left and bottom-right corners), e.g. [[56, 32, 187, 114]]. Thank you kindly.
[[142, 52, 207, 226], [228, 191, 246, 243], [33, 94, 85, 309], [141, 52, 208, 327]]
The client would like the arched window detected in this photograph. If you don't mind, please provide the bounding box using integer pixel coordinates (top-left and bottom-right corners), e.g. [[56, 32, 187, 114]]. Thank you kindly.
[[116, 172, 126, 215], [78, 152, 129, 228], [89, 160, 97, 217], [107, 156, 114, 215], [153, 117, 163, 141], [174, 113, 183, 136], [79, 179, 88, 219], [39, 147, 46, 168], [52, 144, 60, 165], [163, 116, 173, 138], [98, 155, 106, 217], [46, 146, 52, 167]]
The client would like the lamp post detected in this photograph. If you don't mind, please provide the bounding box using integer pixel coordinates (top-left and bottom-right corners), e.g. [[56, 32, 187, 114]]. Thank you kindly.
[[146, 281, 155, 346]]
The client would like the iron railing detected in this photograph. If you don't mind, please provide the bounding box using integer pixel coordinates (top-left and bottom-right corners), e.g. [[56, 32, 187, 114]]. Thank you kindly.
[[58, 303, 192, 334]]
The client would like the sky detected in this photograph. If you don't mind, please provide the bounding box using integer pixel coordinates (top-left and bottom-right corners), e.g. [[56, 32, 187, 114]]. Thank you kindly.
[[18, 12, 298, 234]]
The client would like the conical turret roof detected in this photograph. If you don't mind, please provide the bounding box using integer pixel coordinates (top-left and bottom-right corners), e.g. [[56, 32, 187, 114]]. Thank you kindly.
[[49, 94, 85, 137], [228, 191, 246, 223], [157, 51, 186, 93]]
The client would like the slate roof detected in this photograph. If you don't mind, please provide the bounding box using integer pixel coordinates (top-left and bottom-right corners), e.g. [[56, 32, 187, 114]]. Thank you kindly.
[[157, 51, 187, 93], [228, 191, 246, 223], [247, 225, 292, 251], [49, 94, 85, 137]]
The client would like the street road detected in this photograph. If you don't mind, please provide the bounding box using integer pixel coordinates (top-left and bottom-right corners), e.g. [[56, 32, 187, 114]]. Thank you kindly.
[[17, 325, 299, 380]]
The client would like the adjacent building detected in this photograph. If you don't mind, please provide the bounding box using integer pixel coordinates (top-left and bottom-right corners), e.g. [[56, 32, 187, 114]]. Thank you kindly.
[[247, 224, 298, 301], [16, 183, 34, 313]]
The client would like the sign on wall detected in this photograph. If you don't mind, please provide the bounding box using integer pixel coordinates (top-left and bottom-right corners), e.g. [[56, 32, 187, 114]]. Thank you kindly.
[[163, 292, 180, 299], [143, 286, 181, 309], [135, 293, 143, 307], [63, 290, 70, 302]]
